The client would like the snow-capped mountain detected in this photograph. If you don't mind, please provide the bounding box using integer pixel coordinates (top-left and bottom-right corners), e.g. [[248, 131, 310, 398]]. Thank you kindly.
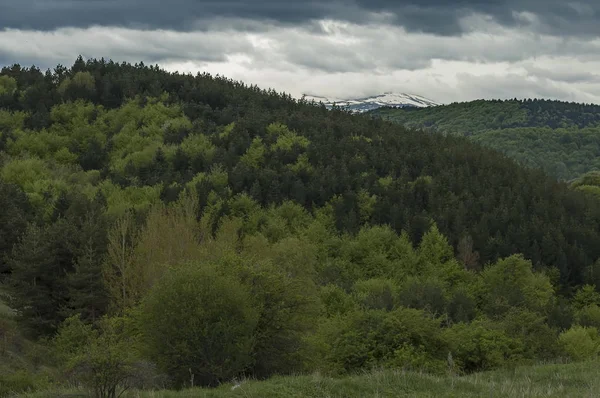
[[302, 92, 440, 113]]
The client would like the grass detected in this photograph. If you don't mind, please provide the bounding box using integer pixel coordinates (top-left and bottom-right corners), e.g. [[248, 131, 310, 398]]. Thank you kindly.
[[0, 284, 13, 317], [20, 360, 600, 398]]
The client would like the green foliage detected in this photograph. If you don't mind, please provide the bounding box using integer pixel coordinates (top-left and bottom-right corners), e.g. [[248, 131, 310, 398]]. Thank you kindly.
[[0, 75, 17, 96], [271, 129, 310, 152], [558, 325, 600, 361], [397, 278, 447, 316], [573, 284, 600, 309], [572, 171, 600, 188], [4, 58, 600, 394], [575, 305, 600, 328], [179, 132, 214, 161], [0, 370, 50, 397], [100, 181, 162, 217], [54, 314, 145, 398], [499, 308, 560, 361], [315, 307, 446, 375], [139, 264, 259, 387], [442, 319, 521, 373], [320, 284, 356, 317], [240, 137, 266, 168], [236, 257, 320, 379], [5, 193, 108, 335], [372, 99, 600, 180], [481, 255, 554, 318], [0, 179, 30, 274], [353, 278, 397, 311]]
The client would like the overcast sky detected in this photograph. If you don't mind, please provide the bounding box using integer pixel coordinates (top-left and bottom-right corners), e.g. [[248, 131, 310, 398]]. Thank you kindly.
[[2, 0, 600, 104]]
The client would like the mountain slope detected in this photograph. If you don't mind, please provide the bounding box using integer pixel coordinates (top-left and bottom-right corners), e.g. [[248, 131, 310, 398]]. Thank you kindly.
[[304, 92, 439, 113], [371, 99, 600, 180], [0, 60, 599, 291], [4, 59, 600, 395]]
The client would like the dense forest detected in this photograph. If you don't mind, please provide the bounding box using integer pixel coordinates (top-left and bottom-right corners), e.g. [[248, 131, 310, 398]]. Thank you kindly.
[[2, 58, 600, 396], [371, 100, 600, 180]]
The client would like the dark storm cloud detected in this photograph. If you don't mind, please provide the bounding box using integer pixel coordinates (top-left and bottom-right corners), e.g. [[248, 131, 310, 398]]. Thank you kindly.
[[1, 0, 599, 36]]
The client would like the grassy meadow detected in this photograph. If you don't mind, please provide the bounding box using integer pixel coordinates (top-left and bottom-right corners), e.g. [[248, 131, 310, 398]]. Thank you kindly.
[[19, 361, 599, 398]]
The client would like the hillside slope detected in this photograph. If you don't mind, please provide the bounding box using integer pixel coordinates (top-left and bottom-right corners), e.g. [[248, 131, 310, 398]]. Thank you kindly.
[[4, 59, 600, 395], [371, 99, 600, 180], [1, 59, 600, 290]]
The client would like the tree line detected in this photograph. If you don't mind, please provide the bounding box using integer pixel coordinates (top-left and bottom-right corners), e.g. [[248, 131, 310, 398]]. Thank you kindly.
[[372, 99, 600, 180]]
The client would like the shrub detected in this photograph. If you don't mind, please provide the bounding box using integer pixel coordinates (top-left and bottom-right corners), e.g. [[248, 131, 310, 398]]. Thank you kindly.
[[481, 255, 554, 318], [353, 278, 398, 311], [54, 314, 146, 398], [0, 370, 49, 397], [316, 307, 445, 374], [139, 264, 259, 387], [320, 284, 356, 317], [446, 290, 477, 324], [232, 258, 321, 379], [558, 326, 600, 361], [575, 304, 600, 328], [442, 319, 522, 373], [397, 279, 447, 316], [500, 308, 560, 361]]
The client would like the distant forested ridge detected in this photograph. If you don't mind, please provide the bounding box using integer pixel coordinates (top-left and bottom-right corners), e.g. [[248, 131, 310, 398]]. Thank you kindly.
[[371, 99, 600, 180], [2, 58, 600, 395]]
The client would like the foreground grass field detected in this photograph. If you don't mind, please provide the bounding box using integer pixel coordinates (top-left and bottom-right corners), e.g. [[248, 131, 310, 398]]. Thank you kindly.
[[20, 360, 599, 398]]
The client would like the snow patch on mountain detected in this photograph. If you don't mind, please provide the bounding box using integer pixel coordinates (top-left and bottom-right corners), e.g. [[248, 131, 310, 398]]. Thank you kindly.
[[302, 92, 440, 113]]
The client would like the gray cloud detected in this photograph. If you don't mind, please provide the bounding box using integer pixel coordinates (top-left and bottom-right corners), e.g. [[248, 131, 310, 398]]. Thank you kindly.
[[2, 2, 600, 105], [1, 20, 590, 75], [0, 26, 257, 71], [1, 0, 600, 37], [523, 66, 600, 85], [453, 72, 600, 104]]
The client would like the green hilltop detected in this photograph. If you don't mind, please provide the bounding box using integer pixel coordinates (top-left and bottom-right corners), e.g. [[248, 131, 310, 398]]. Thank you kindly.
[[371, 99, 600, 181]]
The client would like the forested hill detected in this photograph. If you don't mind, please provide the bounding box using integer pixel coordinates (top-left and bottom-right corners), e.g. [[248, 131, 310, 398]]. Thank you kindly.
[[371, 99, 600, 180], [1, 59, 600, 289], [4, 58, 600, 394]]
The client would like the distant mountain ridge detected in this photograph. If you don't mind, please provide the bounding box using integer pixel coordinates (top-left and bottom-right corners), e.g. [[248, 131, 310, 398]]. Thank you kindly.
[[371, 98, 600, 181], [302, 92, 440, 113]]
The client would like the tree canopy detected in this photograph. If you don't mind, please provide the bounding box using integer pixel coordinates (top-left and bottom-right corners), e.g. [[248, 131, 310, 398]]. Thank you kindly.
[[2, 58, 600, 394], [372, 99, 600, 180]]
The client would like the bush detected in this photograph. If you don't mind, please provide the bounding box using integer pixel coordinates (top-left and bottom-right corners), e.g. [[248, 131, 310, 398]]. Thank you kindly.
[[139, 264, 259, 387], [442, 319, 522, 373], [500, 309, 559, 361], [54, 314, 147, 398], [447, 290, 477, 324], [397, 279, 447, 316], [320, 285, 356, 317], [558, 326, 600, 361], [0, 370, 49, 397], [481, 255, 555, 318], [232, 258, 321, 379], [316, 307, 445, 374], [353, 278, 398, 311], [575, 304, 600, 328]]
